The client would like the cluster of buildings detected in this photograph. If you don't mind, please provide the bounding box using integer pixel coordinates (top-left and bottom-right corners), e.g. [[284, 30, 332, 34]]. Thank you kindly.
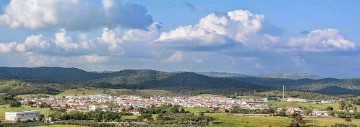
[[20, 94, 271, 113], [4, 94, 337, 122]]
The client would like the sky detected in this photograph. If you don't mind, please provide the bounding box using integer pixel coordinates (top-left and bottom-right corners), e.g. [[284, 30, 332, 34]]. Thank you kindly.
[[0, 0, 359, 78]]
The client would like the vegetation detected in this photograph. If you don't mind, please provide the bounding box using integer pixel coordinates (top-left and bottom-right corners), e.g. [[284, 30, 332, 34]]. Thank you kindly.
[[0, 104, 50, 120], [9, 100, 21, 107], [50, 110, 121, 122], [206, 113, 291, 127], [303, 117, 360, 126], [229, 108, 275, 114], [137, 104, 215, 126], [0, 67, 270, 96], [1, 67, 360, 97], [267, 101, 338, 110]]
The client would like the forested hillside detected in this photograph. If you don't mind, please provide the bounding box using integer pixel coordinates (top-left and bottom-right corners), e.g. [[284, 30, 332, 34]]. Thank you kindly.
[[0, 67, 359, 96], [0, 67, 269, 96]]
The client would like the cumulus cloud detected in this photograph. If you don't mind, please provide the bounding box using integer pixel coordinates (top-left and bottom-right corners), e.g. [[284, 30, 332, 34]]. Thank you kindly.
[[0, 0, 153, 30], [288, 29, 356, 52], [0, 23, 162, 57], [157, 10, 264, 51]]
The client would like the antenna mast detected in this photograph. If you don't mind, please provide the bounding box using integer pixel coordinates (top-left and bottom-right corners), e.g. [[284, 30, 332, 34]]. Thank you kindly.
[[282, 85, 285, 101]]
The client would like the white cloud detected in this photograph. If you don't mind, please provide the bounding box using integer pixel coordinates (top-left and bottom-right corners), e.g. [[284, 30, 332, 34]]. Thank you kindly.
[[82, 54, 108, 63], [0, 23, 161, 58], [289, 29, 356, 52], [55, 29, 80, 50], [0, 42, 17, 52], [0, 0, 153, 30], [157, 10, 264, 47], [102, 0, 114, 10]]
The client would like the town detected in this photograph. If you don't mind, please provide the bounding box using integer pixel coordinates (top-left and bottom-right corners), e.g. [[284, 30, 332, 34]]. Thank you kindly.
[[3, 93, 355, 126]]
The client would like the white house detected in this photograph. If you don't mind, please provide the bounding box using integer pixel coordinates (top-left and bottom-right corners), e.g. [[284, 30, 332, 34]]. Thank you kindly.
[[287, 98, 307, 103], [5, 110, 40, 121], [311, 110, 330, 117], [89, 105, 108, 111]]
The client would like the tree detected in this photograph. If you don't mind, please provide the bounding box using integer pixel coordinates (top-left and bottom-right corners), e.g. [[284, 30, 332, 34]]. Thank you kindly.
[[180, 108, 186, 113], [339, 101, 346, 110], [326, 106, 334, 111], [9, 101, 21, 107], [290, 113, 305, 127], [354, 106, 357, 112], [345, 117, 352, 122], [16, 118, 21, 123]]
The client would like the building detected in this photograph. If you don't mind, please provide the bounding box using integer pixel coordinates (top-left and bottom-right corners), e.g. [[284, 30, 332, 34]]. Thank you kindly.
[[311, 110, 330, 117], [287, 98, 307, 103], [5, 110, 40, 121], [263, 97, 279, 102], [89, 105, 108, 111]]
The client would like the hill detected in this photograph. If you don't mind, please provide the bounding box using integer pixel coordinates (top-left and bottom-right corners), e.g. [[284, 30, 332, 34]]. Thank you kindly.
[[1, 67, 360, 96], [258, 72, 323, 80], [0, 67, 269, 96]]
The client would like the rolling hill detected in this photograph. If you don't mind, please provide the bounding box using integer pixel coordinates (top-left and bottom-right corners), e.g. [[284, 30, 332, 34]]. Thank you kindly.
[[1, 67, 360, 96], [0, 67, 269, 95]]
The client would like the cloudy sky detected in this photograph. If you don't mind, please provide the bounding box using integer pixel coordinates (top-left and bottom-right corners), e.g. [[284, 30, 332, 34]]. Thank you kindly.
[[0, 0, 359, 78]]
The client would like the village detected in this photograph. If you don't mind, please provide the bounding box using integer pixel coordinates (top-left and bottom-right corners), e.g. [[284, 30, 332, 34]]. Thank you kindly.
[[4, 94, 339, 122]]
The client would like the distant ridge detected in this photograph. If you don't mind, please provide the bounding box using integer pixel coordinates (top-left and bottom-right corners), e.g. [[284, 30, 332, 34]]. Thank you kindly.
[[0, 67, 270, 95], [1, 67, 360, 96], [198, 72, 323, 80], [258, 72, 323, 80], [196, 72, 251, 78]]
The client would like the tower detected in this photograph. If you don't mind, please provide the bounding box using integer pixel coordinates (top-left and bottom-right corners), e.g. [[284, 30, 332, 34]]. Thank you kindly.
[[282, 85, 285, 101]]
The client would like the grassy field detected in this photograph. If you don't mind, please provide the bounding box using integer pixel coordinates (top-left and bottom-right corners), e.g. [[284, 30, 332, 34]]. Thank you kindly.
[[184, 107, 211, 114], [196, 94, 225, 98], [56, 88, 176, 97], [0, 104, 51, 120], [57, 88, 104, 96], [122, 115, 137, 120], [16, 94, 54, 98], [37, 125, 86, 127], [105, 89, 176, 97], [304, 117, 360, 126], [267, 101, 338, 110], [206, 113, 291, 127]]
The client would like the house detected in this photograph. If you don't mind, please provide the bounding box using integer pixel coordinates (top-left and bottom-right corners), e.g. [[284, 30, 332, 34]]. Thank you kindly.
[[311, 110, 330, 117], [263, 97, 279, 102], [218, 108, 227, 113], [129, 110, 140, 116], [89, 105, 108, 111], [287, 98, 307, 103], [286, 108, 303, 115], [5, 110, 40, 121]]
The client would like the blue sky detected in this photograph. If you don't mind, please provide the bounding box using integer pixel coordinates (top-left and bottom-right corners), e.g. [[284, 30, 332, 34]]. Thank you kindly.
[[0, 0, 359, 78]]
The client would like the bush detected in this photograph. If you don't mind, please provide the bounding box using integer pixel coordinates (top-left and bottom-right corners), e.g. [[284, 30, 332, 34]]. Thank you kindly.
[[9, 101, 21, 107]]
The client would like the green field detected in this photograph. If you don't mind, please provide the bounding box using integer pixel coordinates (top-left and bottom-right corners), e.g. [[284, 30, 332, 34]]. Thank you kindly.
[[0, 104, 51, 120], [196, 94, 225, 98], [206, 113, 291, 127], [122, 115, 137, 120], [37, 125, 85, 127], [267, 101, 338, 110], [57, 88, 104, 96], [304, 117, 360, 126], [56, 88, 176, 97], [184, 107, 211, 114], [16, 94, 54, 98]]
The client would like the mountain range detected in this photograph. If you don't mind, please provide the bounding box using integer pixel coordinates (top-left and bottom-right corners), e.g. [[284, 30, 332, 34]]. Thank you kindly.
[[0, 67, 359, 96]]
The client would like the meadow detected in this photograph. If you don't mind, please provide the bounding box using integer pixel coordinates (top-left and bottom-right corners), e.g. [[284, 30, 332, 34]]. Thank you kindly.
[[267, 101, 338, 110], [56, 88, 176, 97], [206, 113, 291, 127], [303, 117, 360, 126]]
